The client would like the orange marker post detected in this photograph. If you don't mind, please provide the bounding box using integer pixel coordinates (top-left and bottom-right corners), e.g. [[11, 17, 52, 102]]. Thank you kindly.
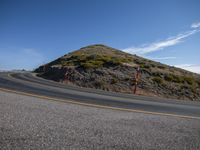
[[64, 71, 69, 84], [133, 66, 141, 94]]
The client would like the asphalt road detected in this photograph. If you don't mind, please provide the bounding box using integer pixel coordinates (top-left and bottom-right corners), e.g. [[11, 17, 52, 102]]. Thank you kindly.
[[1, 90, 200, 150], [1, 72, 200, 149], [0, 72, 200, 118]]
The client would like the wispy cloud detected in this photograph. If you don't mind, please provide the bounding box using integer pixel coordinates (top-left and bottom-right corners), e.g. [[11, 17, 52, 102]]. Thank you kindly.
[[123, 22, 200, 55], [175, 64, 200, 74], [191, 22, 200, 28], [147, 56, 177, 60]]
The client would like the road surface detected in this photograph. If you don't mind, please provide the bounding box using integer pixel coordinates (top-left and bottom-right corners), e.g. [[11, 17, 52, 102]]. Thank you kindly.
[[1, 72, 200, 149], [1, 90, 200, 150], [0, 72, 200, 119]]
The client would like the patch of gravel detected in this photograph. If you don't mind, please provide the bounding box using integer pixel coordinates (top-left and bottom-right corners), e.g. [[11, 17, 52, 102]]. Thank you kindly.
[[0, 91, 200, 150]]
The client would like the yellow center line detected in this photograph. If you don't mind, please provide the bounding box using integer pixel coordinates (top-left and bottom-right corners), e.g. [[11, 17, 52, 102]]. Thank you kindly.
[[0, 87, 200, 120]]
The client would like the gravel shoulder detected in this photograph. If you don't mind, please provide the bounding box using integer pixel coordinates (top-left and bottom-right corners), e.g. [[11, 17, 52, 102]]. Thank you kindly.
[[0, 91, 200, 150]]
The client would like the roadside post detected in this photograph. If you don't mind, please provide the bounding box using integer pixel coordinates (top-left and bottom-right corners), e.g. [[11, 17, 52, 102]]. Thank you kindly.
[[133, 66, 141, 94], [64, 71, 69, 84], [43, 65, 46, 72]]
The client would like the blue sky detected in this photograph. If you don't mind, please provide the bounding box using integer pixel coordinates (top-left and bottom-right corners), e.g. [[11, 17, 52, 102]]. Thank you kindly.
[[0, 0, 200, 73]]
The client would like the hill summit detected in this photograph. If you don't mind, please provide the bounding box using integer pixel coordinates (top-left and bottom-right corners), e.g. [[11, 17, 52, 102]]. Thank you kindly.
[[35, 44, 200, 101]]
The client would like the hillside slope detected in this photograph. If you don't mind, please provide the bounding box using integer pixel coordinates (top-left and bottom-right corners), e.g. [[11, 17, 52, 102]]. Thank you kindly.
[[35, 44, 200, 101]]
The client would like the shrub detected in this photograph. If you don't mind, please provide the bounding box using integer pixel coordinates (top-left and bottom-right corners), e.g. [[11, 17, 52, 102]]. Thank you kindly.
[[144, 64, 150, 69], [63, 53, 133, 68], [135, 59, 145, 65], [124, 77, 130, 81], [81, 62, 94, 68], [151, 64, 156, 67], [103, 57, 126, 66], [180, 85, 189, 89], [196, 80, 200, 87], [164, 74, 173, 81], [191, 87, 198, 94], [94, 81, 104, 88], [152, 77, 163, 84], [140, 64, 144, 68], [173, 75, 183, 83], [164, 74, 184, 83], [111, 78, 118, 84], [157, 65, 165, 69], [97, 55, 111, 62], [139, 63, 150, 69], [152, 72, 162, 77], [183, 76, 194, 85], [81, 60, 104, 69]]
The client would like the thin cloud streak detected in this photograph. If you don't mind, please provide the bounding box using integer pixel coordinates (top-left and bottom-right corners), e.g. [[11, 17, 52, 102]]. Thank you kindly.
[[191, 22, 200, 28], [123, 22, 200, 55], [147, 56, 177, 60], [175, 64, 200, 74]]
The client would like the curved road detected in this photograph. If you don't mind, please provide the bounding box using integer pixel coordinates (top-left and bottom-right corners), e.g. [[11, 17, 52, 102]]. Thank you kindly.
[[0, 71, 200, 119]]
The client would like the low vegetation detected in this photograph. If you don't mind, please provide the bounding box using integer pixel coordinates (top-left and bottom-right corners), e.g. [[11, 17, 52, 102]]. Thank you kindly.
[[35, 44, 200, 101], [152, 77, 163, 84]]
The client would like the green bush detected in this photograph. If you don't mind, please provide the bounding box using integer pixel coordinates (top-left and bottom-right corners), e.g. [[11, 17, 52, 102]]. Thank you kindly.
[[62, 53, 132, 68], [183, 76, 194, 85], [157, 65, 165, 69], [94, 80, 104, 88], [140, 63, 150, 69], [140, 64, 144, 68], [164, 74, 173, 81], [81, 62, 94, 68], [151, 64, 156, 67], [152, 72, 162, 77], [80, 60, 104, 69], [135, 59, 145, 65], [197, 80, 200, 87], [152, 77, 163, 84], [124, 77, 130, 81], [180, 85, 189, 89], [111, 78, 118, 84], [173, 75, 183, 83], [110, 58, 122, 65], [164, 74, 184, 83], [191, 87, 198, 94], [143, 64, 150, 69]]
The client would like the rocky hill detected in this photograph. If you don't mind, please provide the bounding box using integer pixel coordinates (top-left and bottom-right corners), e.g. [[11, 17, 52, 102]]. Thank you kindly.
[[35, 44, 200, 101]]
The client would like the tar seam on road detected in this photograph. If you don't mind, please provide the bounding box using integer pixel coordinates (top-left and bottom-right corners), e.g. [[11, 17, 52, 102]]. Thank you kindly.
[[0, 87, 200, 120]]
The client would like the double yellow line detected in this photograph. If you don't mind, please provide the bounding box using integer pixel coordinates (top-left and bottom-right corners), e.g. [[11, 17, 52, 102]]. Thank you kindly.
[[0, 87, 200, 120]]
